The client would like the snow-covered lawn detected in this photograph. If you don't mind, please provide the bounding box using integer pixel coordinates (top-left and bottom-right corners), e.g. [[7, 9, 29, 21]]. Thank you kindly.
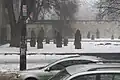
[[0, 40, 120, 54], [27, 42, 120, 53], [0, 63, 48, 72], [0, 55, 79, 71]]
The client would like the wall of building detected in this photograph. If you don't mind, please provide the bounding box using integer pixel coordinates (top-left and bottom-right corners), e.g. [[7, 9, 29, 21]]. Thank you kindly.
[[5, 21, 120, 41], [26, 24, 54, 39], [72, 21, 120, 38], [26, 21, 120, 39]]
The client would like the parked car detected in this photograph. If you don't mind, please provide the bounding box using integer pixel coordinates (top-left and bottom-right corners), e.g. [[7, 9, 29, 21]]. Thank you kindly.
[[49, 63, 120, 80], [16, 55, 105, 80]]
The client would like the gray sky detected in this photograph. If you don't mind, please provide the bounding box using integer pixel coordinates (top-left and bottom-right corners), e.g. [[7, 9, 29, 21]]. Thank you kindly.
[[75, 0, 98, 20], [42, 0, 99, 20]]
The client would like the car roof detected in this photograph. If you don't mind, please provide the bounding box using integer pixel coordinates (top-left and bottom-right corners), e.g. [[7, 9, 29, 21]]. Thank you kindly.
[[67, 70, 120, 80], [45, 55, 104, 68], [58, 55, 104, 62], [66, 63, 120, 75]]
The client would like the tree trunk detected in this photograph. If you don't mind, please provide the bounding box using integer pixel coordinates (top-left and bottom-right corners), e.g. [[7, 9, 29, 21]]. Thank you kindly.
[[6, 0, 21, 47], [10, 22, 21, 47], [0, 0, 7, 44], [32, 1, 37, 21], [6, 0, 35, 47]]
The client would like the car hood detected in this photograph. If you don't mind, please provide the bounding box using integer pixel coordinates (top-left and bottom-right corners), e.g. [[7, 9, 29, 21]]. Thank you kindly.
[[17, 66, 46, 74], [27, 66, 45, 70]]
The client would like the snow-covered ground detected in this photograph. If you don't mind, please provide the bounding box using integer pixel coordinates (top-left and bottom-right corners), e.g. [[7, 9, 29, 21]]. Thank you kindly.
[[0, 63, 46, 72], [0, 39, 120, 71], [0, 41, 120, 54], [0, 55, 79, 71]]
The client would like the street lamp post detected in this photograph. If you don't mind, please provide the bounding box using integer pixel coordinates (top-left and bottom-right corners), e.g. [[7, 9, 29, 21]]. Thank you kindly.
[[20, 0, 27, 71]]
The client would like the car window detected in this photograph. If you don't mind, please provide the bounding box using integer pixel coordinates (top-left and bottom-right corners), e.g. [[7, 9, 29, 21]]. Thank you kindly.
[[100, 74, 113, 80], [49, 69, 71, 80], [71, 73, 120, 80], [100, 74, 120, 80], [50, 63, 65, 71], [65, 60, 96, 67], [50, 60, 95, 71], [114, 74, 120, 80], [71, 74, 96, 80]]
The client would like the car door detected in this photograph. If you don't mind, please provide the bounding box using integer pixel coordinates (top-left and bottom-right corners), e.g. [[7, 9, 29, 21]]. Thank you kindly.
[[46, 62, 65, 76], [47, 60, 74, 76], [39, 70, 54, 80], [38, 62, 65, 80]]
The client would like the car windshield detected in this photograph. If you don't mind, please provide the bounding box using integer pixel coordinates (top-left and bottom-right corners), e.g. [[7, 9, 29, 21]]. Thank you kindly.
[[49, 69, 71, 80], [39, 57, 63, 69]]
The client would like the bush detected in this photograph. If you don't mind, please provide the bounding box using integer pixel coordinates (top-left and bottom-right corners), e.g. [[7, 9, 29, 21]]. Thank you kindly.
[[87, 31, 90, 39], [53, 39, 56, 44], [118, 36, 120, 39], [111, 35, 114, 40], [46, 37, 50, 44], [74, 29, 81, 49], [37, 42, 43, 49], [39, 27, 44, 42], [0, 27, 7, 44], [30, 30, 36, 47], [56, 32, 62, 48], [37, 28, 44, 49], [96, 29, 100, 39], [64, 38, 68, 46], [91, 35, 95, 40]]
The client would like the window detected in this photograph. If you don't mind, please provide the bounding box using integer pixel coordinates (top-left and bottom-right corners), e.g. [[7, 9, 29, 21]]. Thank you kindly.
[[50, 63, 65, 70], [100, 74, 113, 80], [71, 74, 96, 80], [71, 73, 120, 80], [50, 60, 95, 71], [49, 69, 71, 80], [114, 74, 120, 80], [60, 60, 95, 67], [100, 74, 120, 80]]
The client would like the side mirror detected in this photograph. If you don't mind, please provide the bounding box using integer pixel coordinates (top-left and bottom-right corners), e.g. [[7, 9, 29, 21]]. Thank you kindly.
[[45, 68, 51, 72]]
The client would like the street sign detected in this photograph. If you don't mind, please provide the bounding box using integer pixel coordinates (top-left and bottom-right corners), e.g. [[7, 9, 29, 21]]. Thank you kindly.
[[22, 5, 27, 16]]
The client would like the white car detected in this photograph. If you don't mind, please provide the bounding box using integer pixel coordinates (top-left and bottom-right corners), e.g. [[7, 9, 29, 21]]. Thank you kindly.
[[16, 55, 104, 80], [49, 63, 120, 80]]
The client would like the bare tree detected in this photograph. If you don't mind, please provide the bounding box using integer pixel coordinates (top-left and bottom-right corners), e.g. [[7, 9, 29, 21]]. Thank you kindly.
[[5, 0, 35, 47], [0, 0, 8, 44], [96, 0, 120, 20], [31, 0, 78, 21], [52, 0, 78, 37], [5, 0, 78, 47]]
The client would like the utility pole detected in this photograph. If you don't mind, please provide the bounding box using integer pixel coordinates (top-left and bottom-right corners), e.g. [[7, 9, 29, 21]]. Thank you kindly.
[[20, 0, 27, 71]]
